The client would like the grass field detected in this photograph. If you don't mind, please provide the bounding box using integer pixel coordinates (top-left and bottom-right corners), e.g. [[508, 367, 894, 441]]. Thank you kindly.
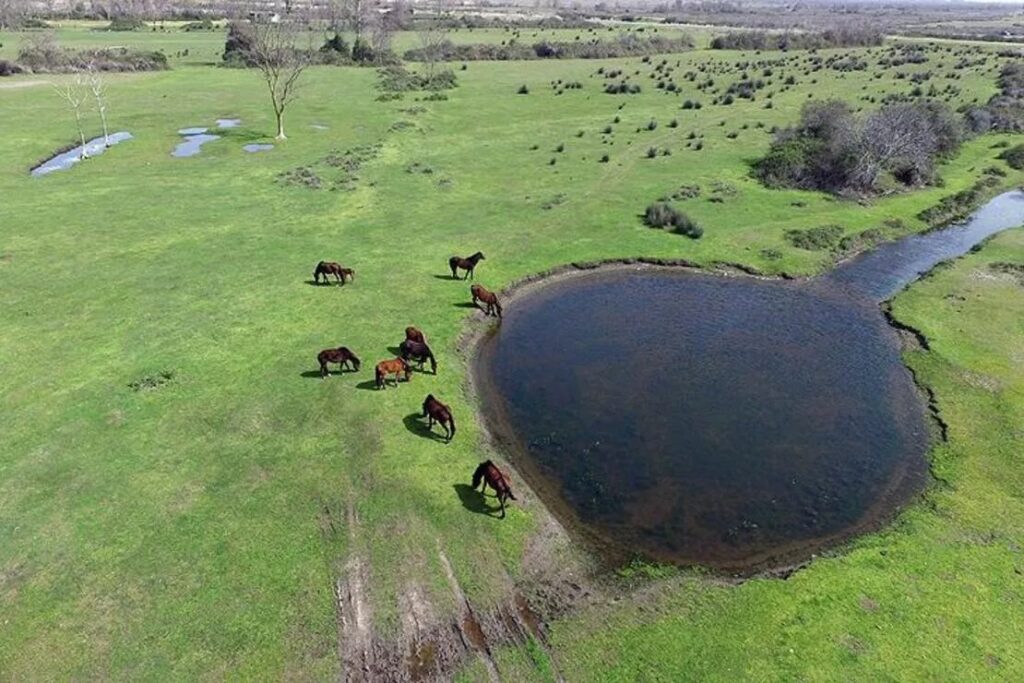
[[1, 25, 1023, 680]]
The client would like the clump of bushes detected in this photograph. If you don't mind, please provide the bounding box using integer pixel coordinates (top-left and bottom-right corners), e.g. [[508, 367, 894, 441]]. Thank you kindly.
[[403, 34, 693, 62], [0, 59, 24, 76], [710, 28, 882, 51], [999, 143, 1024, 170], [102, 17, 147, 32], [785, 224, 845, 251], [17, 35, 168, 73], [377, 65, 457, 92], [755, 98, 961, 196], [643, 202, 703, 238]]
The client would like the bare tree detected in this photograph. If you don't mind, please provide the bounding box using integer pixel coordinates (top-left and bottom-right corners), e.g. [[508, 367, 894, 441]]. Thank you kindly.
[[344, 0, 368, 45], [53, 75, 92, 160], [86, 67, 111, 146], [416, 0, 452, 80], [247, 18, 311, 140], [0, 0, 23, 30]]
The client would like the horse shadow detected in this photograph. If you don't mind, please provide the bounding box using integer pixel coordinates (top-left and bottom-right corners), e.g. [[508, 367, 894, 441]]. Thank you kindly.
[[453, 483, 498, 516], [301, 367, 358, 379], [453, 302, 479, 309], [386, 345, 403, 355], [355, 379, 380, 391], [305, 279, 338, 287], [403, 412, 447, 442], [433, 274, 461, 281]]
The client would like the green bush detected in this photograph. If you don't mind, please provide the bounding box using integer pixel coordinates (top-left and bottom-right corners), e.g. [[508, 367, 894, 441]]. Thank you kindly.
[[785, 224, 845, 251], [999, 144, 1024, 170], [643, 202, 702, 238]]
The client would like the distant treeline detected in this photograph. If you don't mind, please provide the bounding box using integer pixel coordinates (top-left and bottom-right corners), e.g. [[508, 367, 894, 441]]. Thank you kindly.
[[710, 29, 884, 51], [432, 14, 599, 30], [403, 34, 693, 62]]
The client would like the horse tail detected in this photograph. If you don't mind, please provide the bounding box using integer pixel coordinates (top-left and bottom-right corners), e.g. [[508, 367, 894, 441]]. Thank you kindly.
[[428, 349, 437, 374], [495, 299, 503, 318], [448, 411, 455, 438], [449, 257, 458, 278], [375, 366, 384, 388], [506, 487, 516, 501], [471, 461, 487, 490]]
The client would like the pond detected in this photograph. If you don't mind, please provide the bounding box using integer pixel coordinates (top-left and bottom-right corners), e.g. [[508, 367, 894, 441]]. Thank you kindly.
[[474, 190, 1024, 573]]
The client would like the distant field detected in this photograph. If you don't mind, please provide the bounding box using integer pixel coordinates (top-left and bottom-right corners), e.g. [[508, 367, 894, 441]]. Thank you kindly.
[[1, 22, 1023, 680], [0, 21, 704, 66]]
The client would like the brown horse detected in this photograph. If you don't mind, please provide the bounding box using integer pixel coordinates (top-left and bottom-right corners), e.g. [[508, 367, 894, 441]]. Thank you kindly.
[[471, 460, 517, 518], [313, 261, 355, 285], [449, 252, 485, 280], [422, 394, 456, 442], [375, 358, 411, 389], [405, 326, 426, 344], [470, 284, 503, 318], [399, 340, 437, 374], [317, 346, 361, 378]]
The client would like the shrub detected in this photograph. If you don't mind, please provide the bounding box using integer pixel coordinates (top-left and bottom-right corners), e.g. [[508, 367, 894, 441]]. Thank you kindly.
[[646, 147, 658, 158], [104, 16, 147, 31], [0, 59, 24, 76], [643, 202, 703, 237], [999, 143, 1024, 170], [785, 224, 845, 251], [517, 84, 529, 94]]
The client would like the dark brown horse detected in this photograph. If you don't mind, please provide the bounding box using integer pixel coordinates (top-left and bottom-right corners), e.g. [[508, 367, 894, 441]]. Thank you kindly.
[[470, 284, 503, 318], [313, 261, 355, 285], [375, 358, 411, 389], [405, 326, 426, 344], [471, 460, 517, 518], [317, 346, 361, 378], [399, 340, 437, 373], [422, 394, 456, 442], [449, 251, 485, 280]]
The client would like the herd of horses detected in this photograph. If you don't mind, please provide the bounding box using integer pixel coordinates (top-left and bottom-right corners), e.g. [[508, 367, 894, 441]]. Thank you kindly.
[[314, 252, 515, 517]]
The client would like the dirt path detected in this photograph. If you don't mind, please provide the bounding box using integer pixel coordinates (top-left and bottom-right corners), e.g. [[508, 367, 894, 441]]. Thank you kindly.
[[0, 80, 48, 91]]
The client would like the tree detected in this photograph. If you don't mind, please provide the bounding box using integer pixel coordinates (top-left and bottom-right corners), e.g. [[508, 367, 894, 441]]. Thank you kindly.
[[416, 0, 452, 80], [0, 0, 24, 30], [247, 19, 311, 140], [86, 67, 111, 146], [53, 75, 92, 160]]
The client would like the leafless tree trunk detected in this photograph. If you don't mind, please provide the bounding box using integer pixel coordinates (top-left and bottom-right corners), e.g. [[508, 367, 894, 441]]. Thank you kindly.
[[247, 18, 311, 140], [54, 75, 92, 160], [86, 67, 111, 146]]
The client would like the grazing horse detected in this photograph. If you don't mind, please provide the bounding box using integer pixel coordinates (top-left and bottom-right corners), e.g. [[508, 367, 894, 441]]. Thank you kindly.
[[422, 394, 456, 442], [405, 326, 426, 344], [399, 340, 437, 373], [471, 460, 517, 518], [375, 358, 411, 389], [449, 251, 485, 280], [313, 261, 355, 285], [470, 284, 503, 318], [317, 346, 361, 378]]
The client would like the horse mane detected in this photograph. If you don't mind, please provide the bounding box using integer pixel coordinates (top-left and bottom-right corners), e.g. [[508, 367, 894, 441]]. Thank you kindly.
[[471, 460, 492, 489]]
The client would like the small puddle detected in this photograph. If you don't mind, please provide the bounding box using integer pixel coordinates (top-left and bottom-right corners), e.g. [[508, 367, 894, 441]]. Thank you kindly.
[[243, 143, 274, 153], [172, 119, 240, 158], [31, 131, 133, 177]]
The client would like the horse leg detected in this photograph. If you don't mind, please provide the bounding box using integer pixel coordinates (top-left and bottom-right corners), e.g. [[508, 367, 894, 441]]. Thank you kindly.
[[498, 493, 506, 519], [320, 362, 328, 378]]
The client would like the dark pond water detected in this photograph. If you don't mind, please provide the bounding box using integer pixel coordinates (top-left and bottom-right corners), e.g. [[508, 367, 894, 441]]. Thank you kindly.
[[31, 132, 133, 177], [826, 190, 1024, 301], [475, 190, 1024, 572]]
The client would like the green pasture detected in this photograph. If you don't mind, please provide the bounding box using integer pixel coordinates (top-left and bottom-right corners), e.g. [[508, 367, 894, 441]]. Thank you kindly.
[[0, 28, 1022, 680]]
